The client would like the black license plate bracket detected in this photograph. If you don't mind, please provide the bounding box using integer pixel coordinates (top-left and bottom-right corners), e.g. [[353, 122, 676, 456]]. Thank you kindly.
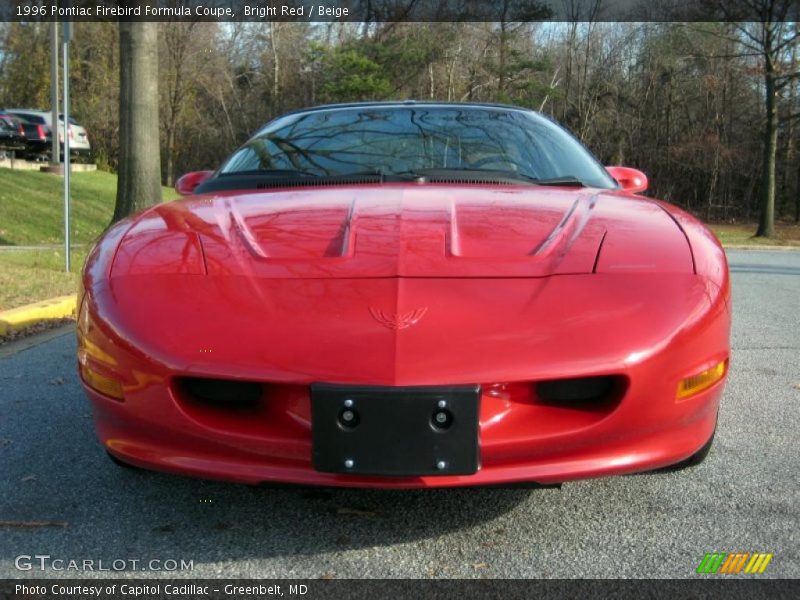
[[311, 384, 480, 476]]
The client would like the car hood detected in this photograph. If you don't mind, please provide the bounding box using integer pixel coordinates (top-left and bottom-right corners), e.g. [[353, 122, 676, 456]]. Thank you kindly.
[[112, 184, 693, 279]]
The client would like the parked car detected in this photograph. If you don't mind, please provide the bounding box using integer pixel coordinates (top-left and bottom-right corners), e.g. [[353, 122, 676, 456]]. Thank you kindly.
[[60, 113, 92, 160], [4, 109, 91, 162], [0, 112, 26, 138], [0, 111, 51, 160], [0, 116, 26, 157], [79, 102, 730, 487]]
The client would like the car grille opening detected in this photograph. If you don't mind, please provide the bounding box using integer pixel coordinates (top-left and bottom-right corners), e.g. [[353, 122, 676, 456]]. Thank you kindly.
[[536, 375, 625, 407], [181, 377, 263, 410]]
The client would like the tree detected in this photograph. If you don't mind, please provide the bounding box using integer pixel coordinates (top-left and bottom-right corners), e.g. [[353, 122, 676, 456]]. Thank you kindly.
[[319, 48, 392, 102], [0, 23, 51, 108], [112, 21, 162, 223], [750, 13, 797, 238], [69, 22, 120, 170], [703, 0, 800, 237]]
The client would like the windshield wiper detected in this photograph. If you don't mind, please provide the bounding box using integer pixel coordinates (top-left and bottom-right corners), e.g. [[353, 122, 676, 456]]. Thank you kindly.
[[391, 168, 539, 183], [231, 169, 397, 180], [529, 176, 587, 187], [395, 169, 589, 187]]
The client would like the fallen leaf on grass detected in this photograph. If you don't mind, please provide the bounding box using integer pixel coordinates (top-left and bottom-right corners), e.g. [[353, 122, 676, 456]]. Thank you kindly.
[[0, 520, 67, 529]]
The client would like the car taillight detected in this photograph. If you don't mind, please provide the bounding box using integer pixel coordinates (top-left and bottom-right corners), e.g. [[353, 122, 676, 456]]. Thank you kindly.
[[37, 124, 45, 139]]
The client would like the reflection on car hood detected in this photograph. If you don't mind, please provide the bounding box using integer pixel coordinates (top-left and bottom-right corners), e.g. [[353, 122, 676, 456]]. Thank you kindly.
[[114, 184, 692, 279]]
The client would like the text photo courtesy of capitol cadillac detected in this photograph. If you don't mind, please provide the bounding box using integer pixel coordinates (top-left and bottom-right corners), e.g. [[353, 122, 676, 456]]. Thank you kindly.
[[1, 0, 799, 599]]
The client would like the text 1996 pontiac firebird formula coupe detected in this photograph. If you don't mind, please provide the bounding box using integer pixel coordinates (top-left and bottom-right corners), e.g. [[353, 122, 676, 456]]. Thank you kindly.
[[78, 102, 730, 488]]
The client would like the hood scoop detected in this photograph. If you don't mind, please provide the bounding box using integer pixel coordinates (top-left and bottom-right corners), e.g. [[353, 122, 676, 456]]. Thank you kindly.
[[226, 197, 355, 260], [193, 186, 607, 279], [449, 196, 594, 259]]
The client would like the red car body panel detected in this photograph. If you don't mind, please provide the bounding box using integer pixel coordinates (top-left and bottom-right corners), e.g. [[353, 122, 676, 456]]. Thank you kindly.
[[79, 182, 730, 487]]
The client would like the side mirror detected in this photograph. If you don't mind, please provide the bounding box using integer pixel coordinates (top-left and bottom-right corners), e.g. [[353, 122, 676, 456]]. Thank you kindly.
[[175, 170, 214, 195], [605, 166, 648, 194]]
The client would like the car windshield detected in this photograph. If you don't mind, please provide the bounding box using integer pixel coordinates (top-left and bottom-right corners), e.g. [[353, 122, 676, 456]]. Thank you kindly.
[[218, 106, 616, 188]]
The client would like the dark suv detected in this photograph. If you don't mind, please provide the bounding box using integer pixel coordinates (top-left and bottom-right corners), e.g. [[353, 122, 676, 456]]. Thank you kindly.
[[0, 114, 26, 157], [0, 111, 51, 160]]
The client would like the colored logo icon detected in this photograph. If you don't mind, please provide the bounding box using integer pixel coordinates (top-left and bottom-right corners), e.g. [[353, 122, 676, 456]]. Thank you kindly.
[[697, 552, 773, 574]]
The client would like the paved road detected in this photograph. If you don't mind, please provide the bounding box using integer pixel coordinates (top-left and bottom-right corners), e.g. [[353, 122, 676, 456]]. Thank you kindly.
[[1, 250, 797, 579]]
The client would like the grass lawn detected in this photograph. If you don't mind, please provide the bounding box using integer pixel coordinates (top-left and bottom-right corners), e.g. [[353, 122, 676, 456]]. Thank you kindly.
[[0, 167, 177, 311], [0, 167, 177, 247], [0, 248, 88, 311], [709, 222, 800, 247]]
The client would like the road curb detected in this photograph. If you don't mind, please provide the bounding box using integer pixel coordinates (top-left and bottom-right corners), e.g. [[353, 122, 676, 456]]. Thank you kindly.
[[0, 295, 77, 336]]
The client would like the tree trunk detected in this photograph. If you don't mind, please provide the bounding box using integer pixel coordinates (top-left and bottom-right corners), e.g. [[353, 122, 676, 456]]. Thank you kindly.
[[756, 66, 778, 238], [164, 124, 175, 187], [271, 22, 281, 111], [498, 21, 507, 95], [779, 38, 797, 216], [113, 21, 162, 223]]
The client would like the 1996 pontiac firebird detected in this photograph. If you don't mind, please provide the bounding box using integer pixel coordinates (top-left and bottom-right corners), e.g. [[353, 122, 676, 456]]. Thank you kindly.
[[78, 102, 730, 487]]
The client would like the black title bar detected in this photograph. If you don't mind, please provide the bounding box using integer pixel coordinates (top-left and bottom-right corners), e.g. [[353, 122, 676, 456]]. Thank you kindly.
[[2, 0, 799, 22], [1, 579, 798, 600]]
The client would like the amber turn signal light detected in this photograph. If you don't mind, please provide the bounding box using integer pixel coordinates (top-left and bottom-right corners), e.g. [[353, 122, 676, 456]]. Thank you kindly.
[[79, 363, 124, 401], [676, 360, 727, 400]]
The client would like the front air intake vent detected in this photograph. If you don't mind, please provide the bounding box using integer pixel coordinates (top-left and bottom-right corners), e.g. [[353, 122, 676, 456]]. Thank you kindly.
[[181, 377, 263, 410], [536, 375, 626, 406], [425, 178, 503, 185]]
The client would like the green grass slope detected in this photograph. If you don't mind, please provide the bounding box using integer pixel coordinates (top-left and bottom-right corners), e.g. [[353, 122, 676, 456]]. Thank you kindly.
[[0, 167, 178, 311], [0, 167, 177, 246]]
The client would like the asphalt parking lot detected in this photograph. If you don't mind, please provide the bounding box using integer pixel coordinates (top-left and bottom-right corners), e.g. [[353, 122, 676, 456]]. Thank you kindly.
[[0, 249, 797, 579]]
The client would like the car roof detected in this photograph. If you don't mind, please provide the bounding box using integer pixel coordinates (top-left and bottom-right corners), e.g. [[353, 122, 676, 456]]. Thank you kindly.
[[275, 101, 539, 120], [3, 109, 48, 115]]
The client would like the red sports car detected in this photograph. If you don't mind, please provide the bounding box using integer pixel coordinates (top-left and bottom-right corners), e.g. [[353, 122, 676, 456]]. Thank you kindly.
[[78, 102, 730, 487]]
